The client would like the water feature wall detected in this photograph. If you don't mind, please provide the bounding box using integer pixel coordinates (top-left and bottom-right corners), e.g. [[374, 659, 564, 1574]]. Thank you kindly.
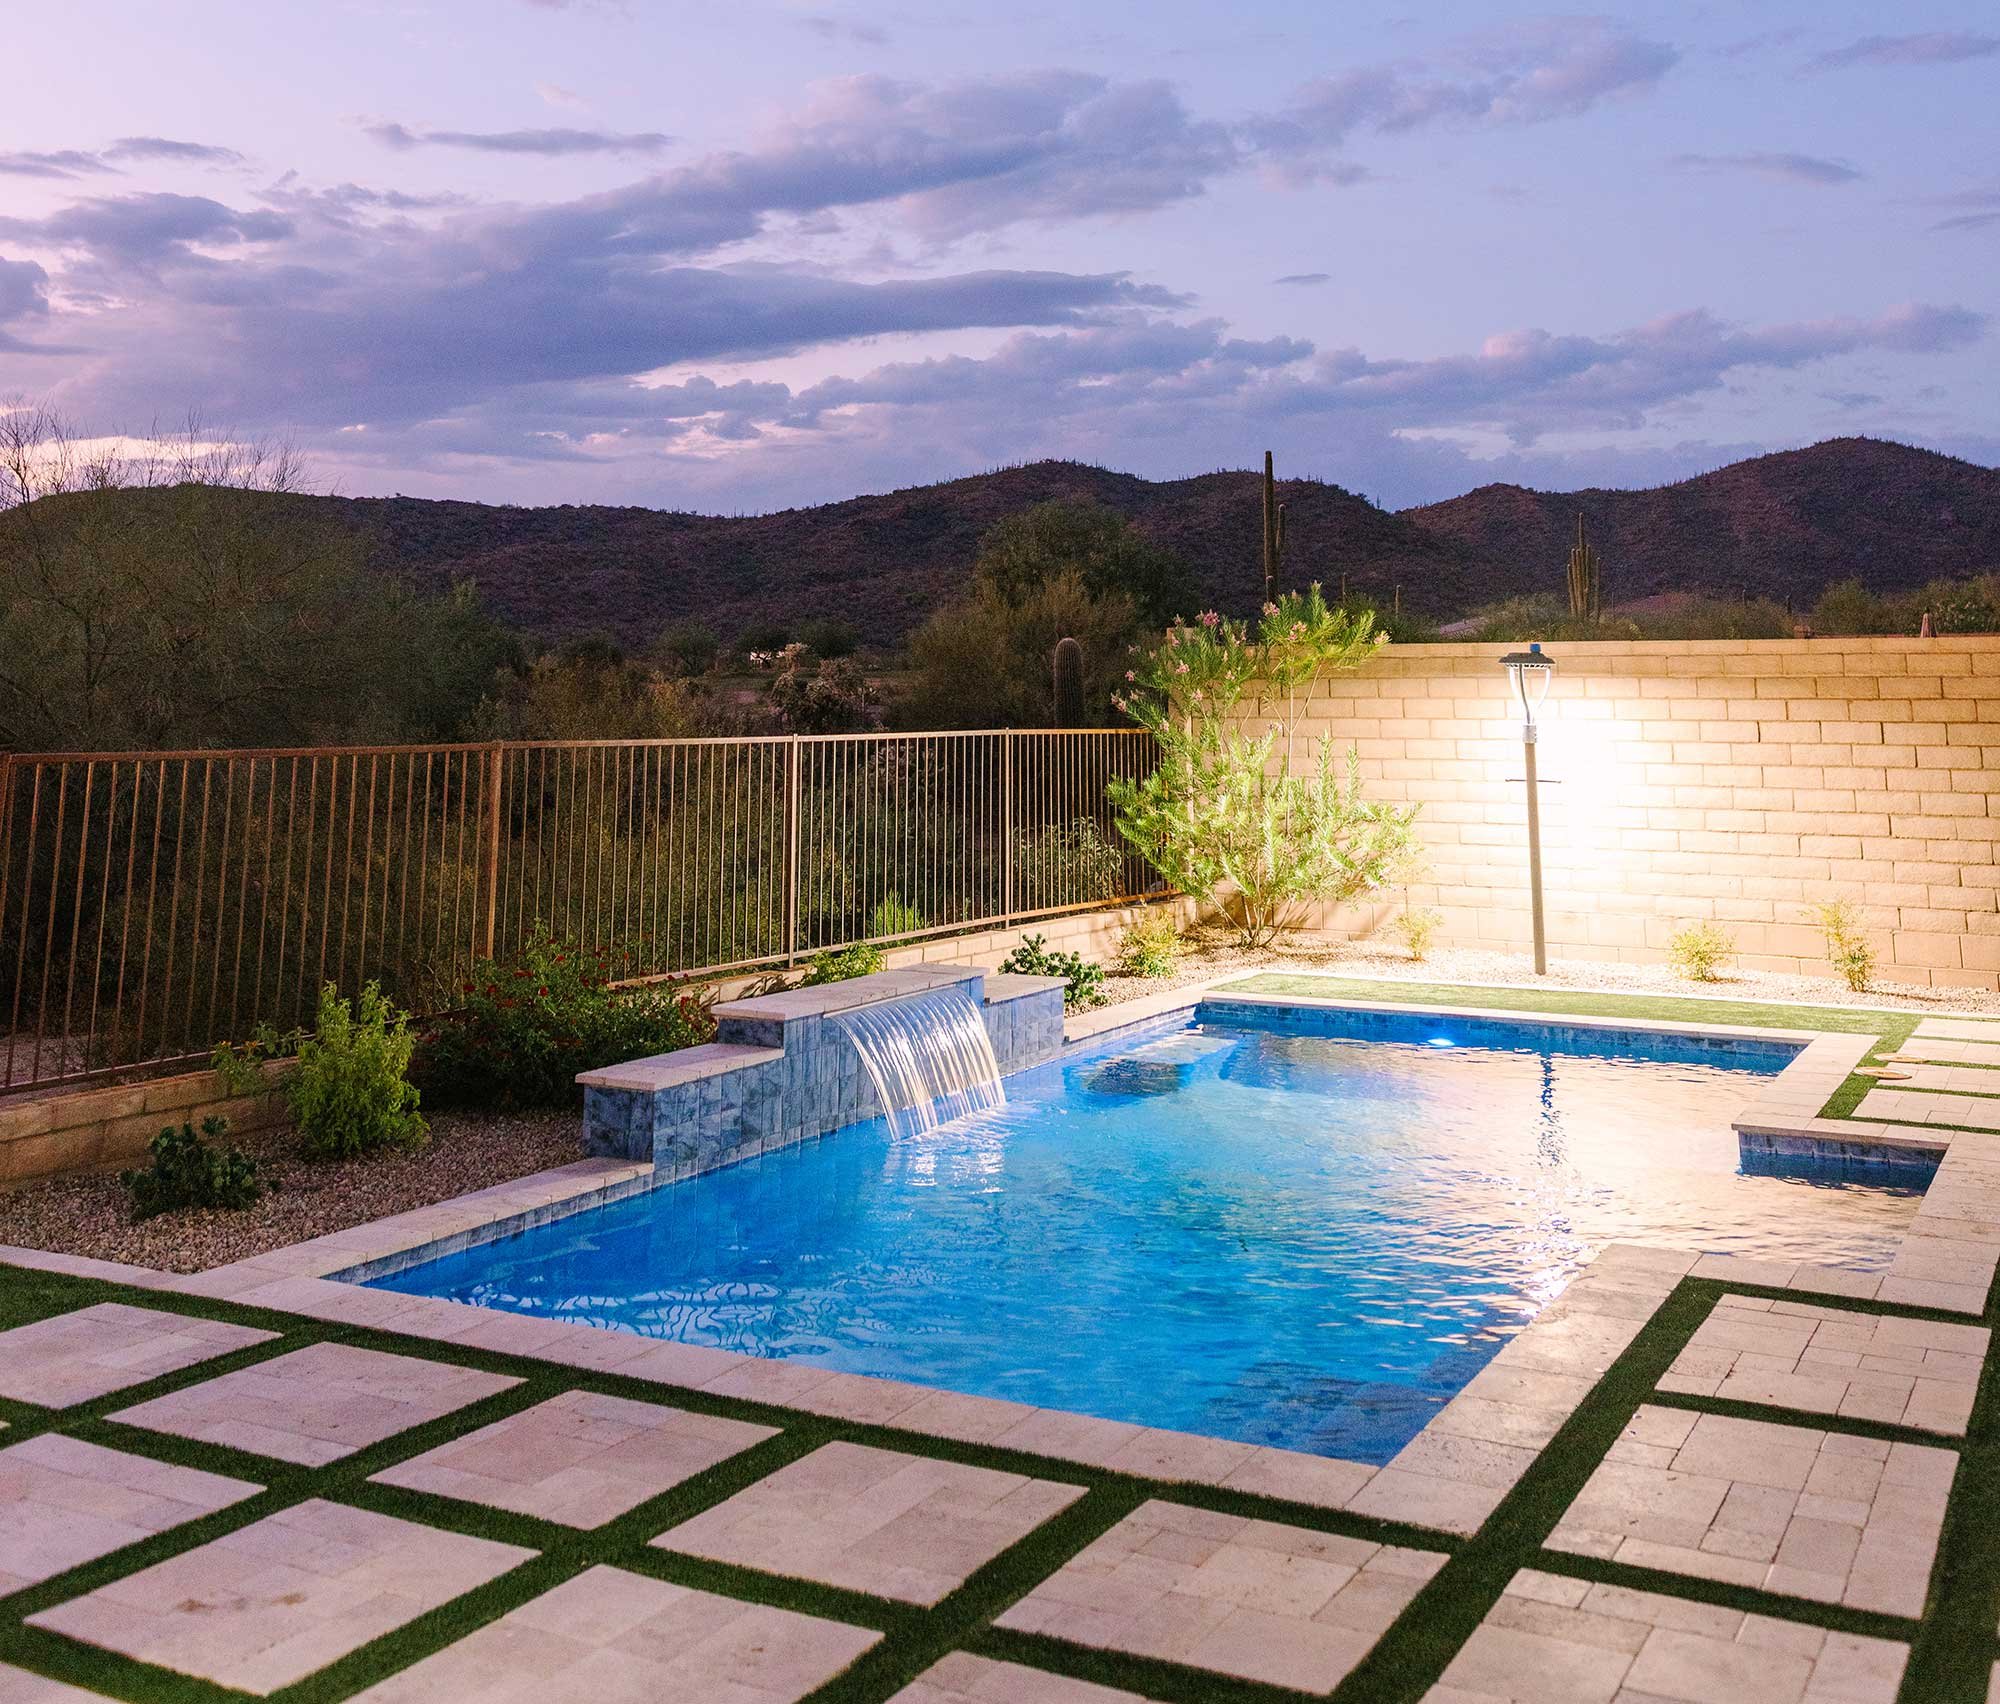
[[578, 966, 1063, 1177], [831, 984, 1004, 1140]]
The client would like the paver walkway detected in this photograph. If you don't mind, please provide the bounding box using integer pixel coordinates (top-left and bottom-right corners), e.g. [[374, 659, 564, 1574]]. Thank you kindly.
[[0, 1234, 1996, 1704]]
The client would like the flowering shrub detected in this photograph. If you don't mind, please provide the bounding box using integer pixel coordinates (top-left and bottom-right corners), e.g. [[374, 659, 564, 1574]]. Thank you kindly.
[[1108, 586, 1418, 947], [415, 934, 715, 1109]]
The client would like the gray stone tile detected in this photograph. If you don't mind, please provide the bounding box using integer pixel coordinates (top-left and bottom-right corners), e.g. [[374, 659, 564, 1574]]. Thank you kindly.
[[0, 1304, 275, 1408], [345, 1564, 877, 1704], [370, 1389, 776, 1527], [25, 1499, 533, 1696], [656, 1440, 1084, 1605], [889, 1652, 1152, 1703], [109, 1342, 519, 1466], [995, 1498, 1446, 1694], [1427, 1568, 1907, 1702], [0, 1434, 260, 1594], [1547, 1408, 1956, 1617]]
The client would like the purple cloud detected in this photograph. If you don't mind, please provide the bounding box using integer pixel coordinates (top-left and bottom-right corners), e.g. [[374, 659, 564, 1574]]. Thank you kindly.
[[1672, 151, 1862, 185], [0, 149, 118, 180], [365, 123, 674, 156], [1809, 32, 1999, 70]]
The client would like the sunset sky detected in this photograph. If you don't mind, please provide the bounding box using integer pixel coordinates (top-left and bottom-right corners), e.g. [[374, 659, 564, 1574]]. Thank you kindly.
[[2, 0, 1994, 511]]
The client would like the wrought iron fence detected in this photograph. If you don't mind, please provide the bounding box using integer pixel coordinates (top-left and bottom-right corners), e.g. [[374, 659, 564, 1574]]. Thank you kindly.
[[0, 730, 1160, 1092]]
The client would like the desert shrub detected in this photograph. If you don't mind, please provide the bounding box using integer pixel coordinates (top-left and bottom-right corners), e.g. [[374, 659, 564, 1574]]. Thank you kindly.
[[1001, 932, 1106, 1011], [1666, 920, 1735, 982], [1017, 818, 1123, 909], [657, 619, 721, 676], [291, 982, 428, 1160], [737, 618, 793, 657], [416, 935, 715, 1110], [1392, 906, 1443, 962], [122, 1117, 261, 1220], [866, 895, 925, 938], [1116, 911, 1182, 978], [769, 643, 876, 733], [799, 617, 860, 658], [1109, 588, 1419, 947], [1818, 900, 1875, 993], [803, 943, 886, 985], [210, 1026, 301, 1097]]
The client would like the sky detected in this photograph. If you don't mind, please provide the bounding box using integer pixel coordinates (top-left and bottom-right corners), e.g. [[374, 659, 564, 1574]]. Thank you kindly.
[[1, 1, 1995, 513]]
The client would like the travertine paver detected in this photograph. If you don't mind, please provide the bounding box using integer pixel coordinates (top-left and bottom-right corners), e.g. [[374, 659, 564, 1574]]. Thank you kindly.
[[0, 1665, 114, 1702], [1914, 1019, 2000, 1045], [0, 1303, 275, 1407], [1660, 1293, 1989, 1434], [993, 1498, 1447, 1694], [1427, 1567, 1907, 1703], [656, 1440, 1084, 1605], [345, 1564, 877, 1704], [1547, 1407, 1955, 1617], [1861, 1085, 2000, 1130], [369, 1388, 777, 1526], [889, 1652, 1152, 1703], [109, 1341, 519, 1466], [0, 1433, 260, 1594], [25, 1499, 532, 1695]]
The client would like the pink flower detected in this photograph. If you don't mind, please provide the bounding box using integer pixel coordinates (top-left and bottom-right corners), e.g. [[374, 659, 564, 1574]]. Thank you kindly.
[[1124, 669, 1135, 681], [1174, 661, 1190, 675], [1199, 610, 1220, 627], [1262, 601, 1278, 616]]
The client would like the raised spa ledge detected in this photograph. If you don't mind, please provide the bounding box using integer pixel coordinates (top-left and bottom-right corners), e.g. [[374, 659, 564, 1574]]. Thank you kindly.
[[583, 961, 1064, 1171]]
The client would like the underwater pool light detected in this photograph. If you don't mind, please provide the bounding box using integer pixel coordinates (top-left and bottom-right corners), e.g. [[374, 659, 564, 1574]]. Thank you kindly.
[[1426, 1037, 1457, 1048]]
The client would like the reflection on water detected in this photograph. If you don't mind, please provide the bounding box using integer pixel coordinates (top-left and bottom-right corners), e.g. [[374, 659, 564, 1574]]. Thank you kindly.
[[373, 1019, 1926, 1462]]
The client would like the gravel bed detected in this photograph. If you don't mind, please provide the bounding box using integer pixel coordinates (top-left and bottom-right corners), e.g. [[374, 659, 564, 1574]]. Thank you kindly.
[[1093, 928, 2000, 1015], [0, 1109, 579, 1274]]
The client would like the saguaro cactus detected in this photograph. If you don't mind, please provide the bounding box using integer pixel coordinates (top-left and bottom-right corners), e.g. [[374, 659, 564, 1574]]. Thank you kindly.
[[1566, 513, 1601, 622], [1261, 451, 1288, 604], [1052, 635, 1085, 726]]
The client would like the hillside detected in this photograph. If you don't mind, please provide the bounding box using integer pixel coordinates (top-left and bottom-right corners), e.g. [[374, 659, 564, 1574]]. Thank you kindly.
[[1402, 438, 2000, 610], [329, 462, 1480, 645]]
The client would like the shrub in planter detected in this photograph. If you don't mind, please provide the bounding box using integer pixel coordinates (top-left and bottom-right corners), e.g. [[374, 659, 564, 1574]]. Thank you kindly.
[[1115, 911, 1181, 978], [1666, 921, 1735, 982], [416, 934, 715, 1109], [292, 982, 428, 1159], [804, 943, 886, 985], [1818, 900, 1875, 993], [1392, 906, 1442, 963], [122, 1116, 261, 1219], [1001, 932, 1106, 1011]]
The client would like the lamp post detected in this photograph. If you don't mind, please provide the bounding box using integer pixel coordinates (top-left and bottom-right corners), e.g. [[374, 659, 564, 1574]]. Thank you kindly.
[[1499, 644, 1555, 975]]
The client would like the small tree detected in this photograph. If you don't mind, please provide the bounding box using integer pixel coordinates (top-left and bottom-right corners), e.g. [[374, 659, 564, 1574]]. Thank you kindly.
[[1108, 587, 1417, 947]]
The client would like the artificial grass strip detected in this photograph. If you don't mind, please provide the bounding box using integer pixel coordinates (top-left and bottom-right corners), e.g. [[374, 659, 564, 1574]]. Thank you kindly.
[[5, 1259, 2000, 1704], [1215, 974, 1922, 1123]]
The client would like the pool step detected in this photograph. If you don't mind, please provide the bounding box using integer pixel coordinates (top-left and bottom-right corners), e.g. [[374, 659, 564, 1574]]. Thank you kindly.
[[1081, 1030, 1237, 1097]]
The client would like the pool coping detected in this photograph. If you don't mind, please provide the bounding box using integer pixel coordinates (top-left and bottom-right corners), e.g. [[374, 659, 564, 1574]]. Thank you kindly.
[[9, 982, 1995, 1541]]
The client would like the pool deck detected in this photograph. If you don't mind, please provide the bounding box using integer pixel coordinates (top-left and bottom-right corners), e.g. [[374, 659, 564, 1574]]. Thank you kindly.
[[4, 987, 2000, 1700]]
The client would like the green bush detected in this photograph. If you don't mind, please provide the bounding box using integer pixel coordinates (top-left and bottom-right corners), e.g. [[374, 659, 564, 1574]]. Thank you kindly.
[[1818, 900, 1875, 993], [1666, 921, 1735, 982], [122, 1117, 261, 1220], [1017, 819, 1124, 909], [1001, 932, 1106, 1011], [1115, 911, 1182, 978], [415, 935, 715, 1110], [803, 943, 886, 985], [867, 895, 925, 939], [292, 982, 428, 1159], [1392, 906, 1443, 963]]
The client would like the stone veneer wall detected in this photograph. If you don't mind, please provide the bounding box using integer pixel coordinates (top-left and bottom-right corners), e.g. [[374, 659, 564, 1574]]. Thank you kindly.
[[1271, 637, 2000, 990], [581, 966, 1066, 1175]]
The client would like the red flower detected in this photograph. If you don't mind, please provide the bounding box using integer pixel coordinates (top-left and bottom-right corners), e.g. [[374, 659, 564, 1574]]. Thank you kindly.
[[537, 985, 549, 998], [484, 983, 499, 996], [461, 981, 475, 993]]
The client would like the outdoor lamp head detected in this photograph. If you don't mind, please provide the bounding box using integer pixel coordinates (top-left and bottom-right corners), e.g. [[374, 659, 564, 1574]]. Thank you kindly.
[[1500, 643, 1555, 729]]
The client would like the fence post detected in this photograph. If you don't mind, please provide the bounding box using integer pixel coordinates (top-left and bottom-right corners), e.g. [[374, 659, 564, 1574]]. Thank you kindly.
[[1002, 732, 1015, 925], [783, 735, 801, 965], [479, 743, 503, 962]]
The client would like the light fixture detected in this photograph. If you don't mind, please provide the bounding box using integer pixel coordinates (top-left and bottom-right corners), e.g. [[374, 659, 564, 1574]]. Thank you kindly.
[[1498, 644, 1556, 975]]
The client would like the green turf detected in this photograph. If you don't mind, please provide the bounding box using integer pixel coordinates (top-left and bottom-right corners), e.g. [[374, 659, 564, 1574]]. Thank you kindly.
[[2, 1254, 1997, 1703], [1215, 974, 1929, 1123]]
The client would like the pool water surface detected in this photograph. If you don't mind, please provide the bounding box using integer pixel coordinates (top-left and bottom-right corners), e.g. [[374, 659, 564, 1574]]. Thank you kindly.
[[370, 1007, 1927, 1462]]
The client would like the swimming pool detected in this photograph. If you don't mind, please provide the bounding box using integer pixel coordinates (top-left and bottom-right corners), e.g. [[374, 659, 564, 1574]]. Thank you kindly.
[[370, 1003, 1928, 1462]]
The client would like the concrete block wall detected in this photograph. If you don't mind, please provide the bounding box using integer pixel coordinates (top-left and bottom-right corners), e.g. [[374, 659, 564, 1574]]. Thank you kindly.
[[0, 1065, 288, 1186], [1271, 637, 2000, 991]]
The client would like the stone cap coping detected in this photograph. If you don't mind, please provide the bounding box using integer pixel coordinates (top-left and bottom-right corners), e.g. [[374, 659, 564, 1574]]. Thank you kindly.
[[982, 973, 1067, 1005], [577, 1042, 784, 1093], [713, 964, 983, 1025]]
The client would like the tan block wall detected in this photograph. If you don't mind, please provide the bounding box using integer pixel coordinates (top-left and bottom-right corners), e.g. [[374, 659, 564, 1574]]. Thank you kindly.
[[0, 1066, 289, 1187], [1270, 637, 2000, 991]]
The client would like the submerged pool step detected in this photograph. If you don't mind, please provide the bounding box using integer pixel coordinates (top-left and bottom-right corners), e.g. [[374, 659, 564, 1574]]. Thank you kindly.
[[1081, 1030, 1238, 1097]]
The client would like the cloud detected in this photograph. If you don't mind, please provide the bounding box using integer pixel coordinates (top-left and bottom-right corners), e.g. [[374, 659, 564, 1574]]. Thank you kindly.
[[0, 149, 118, 180], [1926, 182, 2000, 232], [0, 255, 51, 348], [102, 137, 247, 166], [0, 193, 292, 263], [536, 82, 587, 108], [1671, 151, 1862, 185], [1273, 272, 1331, 286], [796, 14, 890, 46], [1808, 32, 1999, 70], [365, 123, 673, 156]]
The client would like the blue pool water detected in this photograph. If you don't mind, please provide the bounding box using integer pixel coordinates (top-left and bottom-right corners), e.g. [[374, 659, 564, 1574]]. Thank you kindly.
[[372, 1006, 1929, 1462]]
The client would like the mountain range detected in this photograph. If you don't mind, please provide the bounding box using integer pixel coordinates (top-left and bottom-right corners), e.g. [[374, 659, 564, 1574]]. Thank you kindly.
[[323, 436, 2000, 643]]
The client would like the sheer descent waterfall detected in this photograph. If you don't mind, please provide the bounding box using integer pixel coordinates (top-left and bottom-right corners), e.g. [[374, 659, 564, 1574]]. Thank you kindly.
[[831, 984, 1005, 1140]]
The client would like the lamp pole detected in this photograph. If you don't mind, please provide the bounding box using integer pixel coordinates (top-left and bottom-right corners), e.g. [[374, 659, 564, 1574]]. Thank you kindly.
[[1499, 645, 1555, 976]]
